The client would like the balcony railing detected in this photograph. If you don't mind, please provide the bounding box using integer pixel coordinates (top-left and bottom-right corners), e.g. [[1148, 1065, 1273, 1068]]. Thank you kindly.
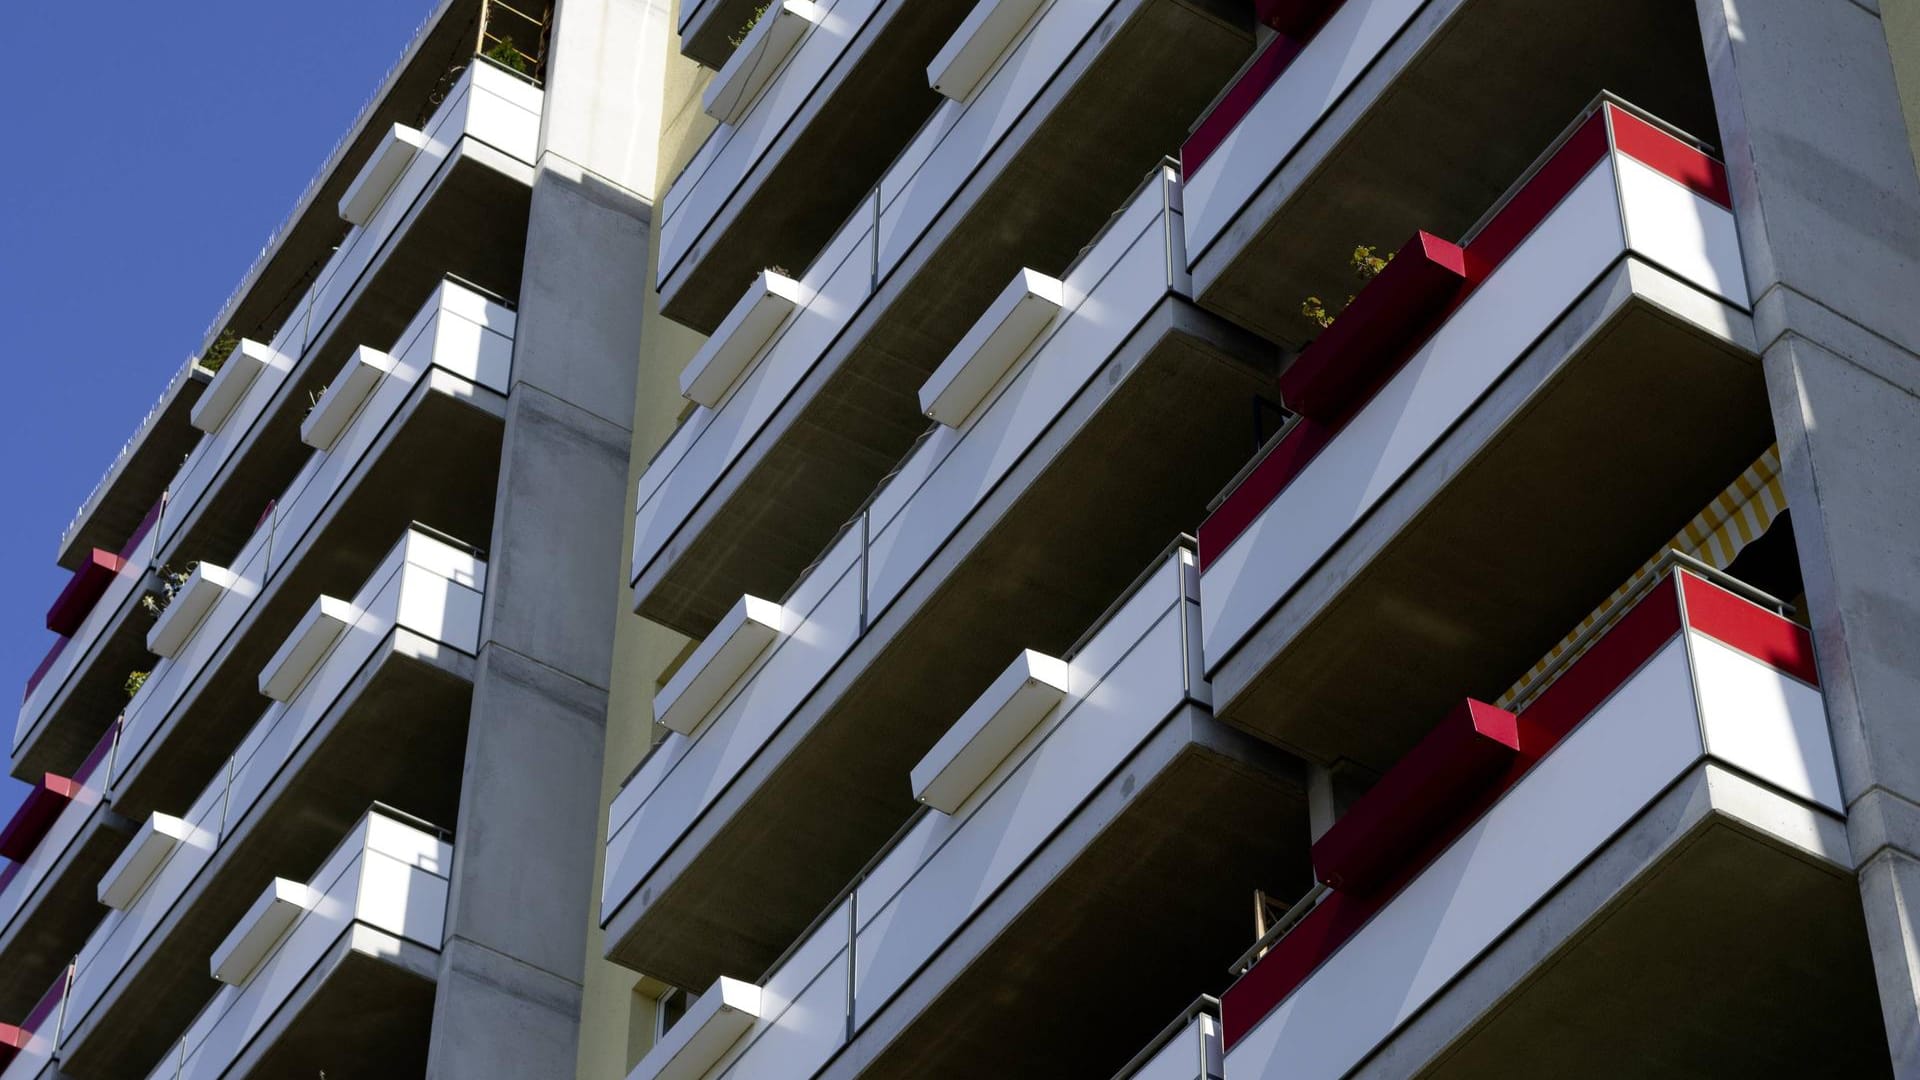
[[54, 360, 211, 572], [103, 281, 509, 819], [1178, 0, 1719, 345], [655, 0, 974, 331], [623, 544, 1299, 1080], [605, 170, 1277, 989], [141, 808, 451, 1080], [1193, 99, 1772, 771], [629, 0, 1253, 639], [0, 723, 130, 1018], [1110, 999, 1223, 1080], [53, 529, 485, 1079], [155, 62, 536, 573], [1217, 564, 1878, 1077]]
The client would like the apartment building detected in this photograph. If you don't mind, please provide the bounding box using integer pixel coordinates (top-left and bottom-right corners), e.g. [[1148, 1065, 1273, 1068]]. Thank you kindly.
[[9, 0, 1920, 1078]]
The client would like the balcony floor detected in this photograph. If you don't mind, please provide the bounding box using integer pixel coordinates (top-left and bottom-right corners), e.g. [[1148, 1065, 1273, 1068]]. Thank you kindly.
[[1211, 262, 1771, 771]]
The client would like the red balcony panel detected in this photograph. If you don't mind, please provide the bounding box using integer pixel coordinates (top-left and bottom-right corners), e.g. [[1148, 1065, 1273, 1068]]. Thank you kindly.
[[1609, 106, 1731, 208], [0, 1022, 23, 1068], [0, 775, 80, 863], [1279, 232, 1468, 421], [45, 549, 128, 637], [1256, 0, 1343, 35], [1310, 699, 1525, 895]]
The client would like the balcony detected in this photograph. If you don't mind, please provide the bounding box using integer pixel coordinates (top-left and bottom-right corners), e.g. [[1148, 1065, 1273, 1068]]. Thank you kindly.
[[55, 361, 211, 572], [622, 546, 1302, 1080], [155, 61, 535, 578], [141, 808, 450, 1080], [104, 282, 509, 821], [1195, 101, 1773, 770], [631, 0, 1254, 637], [605, 170, 1276, 989], [1218, 566, 1890, 1077], [1179, 0, 1718, 346], [0, 969, 67, 1080], [0, 725, 132, 1019], [13, 504, 162, 781], [55, 529, 483, 1079], [656, 0, 978, 332], [678, 0, 776, 68]]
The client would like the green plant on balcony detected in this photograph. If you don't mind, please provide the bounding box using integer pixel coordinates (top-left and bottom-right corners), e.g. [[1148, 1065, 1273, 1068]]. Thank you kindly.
[[124, 670, 150, 699], [728, 3, 772, 47], [1301, 244, 1393, 330], [485, 35, 530, 74], [201, 330, 239, 373], [139, 563, 200, 620]]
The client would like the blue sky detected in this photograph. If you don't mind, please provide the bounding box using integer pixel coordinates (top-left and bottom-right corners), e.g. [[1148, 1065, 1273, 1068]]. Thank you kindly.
[[0, 1, 441, 824]]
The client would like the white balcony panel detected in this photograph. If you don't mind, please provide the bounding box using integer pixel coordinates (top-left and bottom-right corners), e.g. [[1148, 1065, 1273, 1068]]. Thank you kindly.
[[1615, 153, 1748, 307], [634, 0, 1140, 591], [1222, 615, 1841, 1079], [337, 123, 428, 227], [927, 0, 1048, 101], [917, 269, 1062, 426], [15, 516, 159, 760], [208, 879, 313, 986], [1182, 0, 1426, 266], [96, 813, 191, 911], [673, 550, 1196, 1080], [1198, 159, 1623, 668], [679, 272, 807, 407], [703, 2, 819, 125], [608, 177, 1182, 919], [628, 978, 763, 1080], [1122, 1012, 1224, 1080], [910, 649, 1069, 813], [257, 597, 356, 704], [145, 564, 236, 658], [159, 63, 537, 558], [151, 812, 450, 1080], [188, 340, 276, 435], [299, 347, 394, 450], [655, 596, 790, 736]]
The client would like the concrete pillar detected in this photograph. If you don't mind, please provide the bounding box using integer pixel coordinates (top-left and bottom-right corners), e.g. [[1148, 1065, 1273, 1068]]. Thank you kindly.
[[1306, 760, 1376, 841], [1695, 0, 1920, 1070], [423, 2, 665, 1076]]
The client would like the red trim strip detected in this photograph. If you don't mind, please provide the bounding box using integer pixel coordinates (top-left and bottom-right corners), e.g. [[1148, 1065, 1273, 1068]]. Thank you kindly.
[[1679, 573, 1818, 686], [1608, 106, 1732, 209], [1310, 699, 1525, 895], [21, 636, 68, 703], [0, 775, 80, 864], [22, 970, 65, 1037], [1463, 111, 1609, 281], [45, 549, 128, 637], [0, 1022, 22, 1068], [1182, 35, 1307, 180], [1256, 0, 1343, 35], [119, 497, 164, 561]]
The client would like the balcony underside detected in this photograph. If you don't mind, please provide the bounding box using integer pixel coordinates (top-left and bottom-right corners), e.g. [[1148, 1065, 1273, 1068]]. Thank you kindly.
[[1211, 264, 1771, 771], [56, 639, 471, 1080], [609, 297, 1273, 989], [1192, 0, 1717, 346], [636, 0, 1253, 637], [827, 707, 1304, 1080], [111, 379, 503, 821], [1358, 767, 1888, 1079], [162, 142, 530, 573], [14, 586, 149, 784], [222, 925, 438, 1080], [58, 367, 209, 570], [659, 0, 977, 332], [0, 808, 132, 1017]]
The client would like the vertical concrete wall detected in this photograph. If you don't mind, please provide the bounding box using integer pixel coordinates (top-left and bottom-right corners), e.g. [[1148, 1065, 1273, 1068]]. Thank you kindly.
[[1694, 1, 1920, 1072], [424, 2, 671, 1077], [572, 2, 717, 1076]]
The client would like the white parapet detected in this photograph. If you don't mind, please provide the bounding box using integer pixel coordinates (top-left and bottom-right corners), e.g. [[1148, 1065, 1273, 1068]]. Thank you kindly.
[[188, 339, 275, 435], [702, 2, 819, 125], [654, 596, 789, 736], [918, 269, 1063, 427], [300, 346, 395, 451], [912, 649, 1071, 813], [629, 977, 763, 1080], [679, 271, 807, 407], [145, 563, 237, 659], [96, 813, 189, 911], [337, 123, 428, 227], [209, 879, 314, 986], [928, 0, 1049, 102], [257, 596, 357, 703]]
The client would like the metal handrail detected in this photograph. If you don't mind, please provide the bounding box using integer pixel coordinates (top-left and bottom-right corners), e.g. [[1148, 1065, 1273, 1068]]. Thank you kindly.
[[1229, 881, 1327, 976], [1106, 996, 1220, 1080]]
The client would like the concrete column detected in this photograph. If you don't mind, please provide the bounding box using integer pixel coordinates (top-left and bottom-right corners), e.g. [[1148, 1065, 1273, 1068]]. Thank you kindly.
[[1695, 0, 1920, 1070], [424, 2, 664, 1076], [1306, 760, 1376, 841]]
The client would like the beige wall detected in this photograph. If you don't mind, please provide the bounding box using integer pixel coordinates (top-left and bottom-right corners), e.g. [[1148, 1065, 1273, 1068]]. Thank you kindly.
[[573, 2, 716, 1076], [1884, 0, 1920, 177]]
